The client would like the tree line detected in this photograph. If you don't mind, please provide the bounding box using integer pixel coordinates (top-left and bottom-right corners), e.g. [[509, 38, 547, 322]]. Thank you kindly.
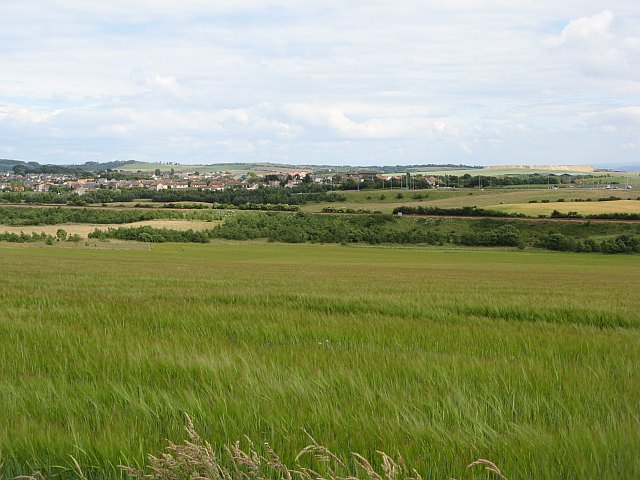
[[0, 206, 185, 225], [0, 186, 346, 206], [5, 209, 640, 254], [208, 213, 640, 253], [394, 205, 640, 221], [0, 206, 229, 226]]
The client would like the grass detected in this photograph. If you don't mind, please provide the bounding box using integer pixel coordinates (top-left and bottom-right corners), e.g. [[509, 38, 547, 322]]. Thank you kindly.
[[1, 241, 639, 479], [119, 414, 509, 480]]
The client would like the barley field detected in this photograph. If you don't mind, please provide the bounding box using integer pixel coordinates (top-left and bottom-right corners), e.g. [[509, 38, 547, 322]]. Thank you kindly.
[[300, 188, 639, 214], [489, 199, 640, 216], [1, 242, 639, 479]]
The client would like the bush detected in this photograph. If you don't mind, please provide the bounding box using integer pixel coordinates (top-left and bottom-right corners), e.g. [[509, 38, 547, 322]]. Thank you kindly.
[[89, 226, 210, 243], [458, 225, 522, 247], [535, 233, 575, 251], [392, 205, 520, 218]]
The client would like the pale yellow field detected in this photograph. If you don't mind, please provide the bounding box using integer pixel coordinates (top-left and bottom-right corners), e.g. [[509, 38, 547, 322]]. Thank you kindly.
[[300, 188, 640, 213], [0, 220, 218, 237], [489, 200, 640, 216]]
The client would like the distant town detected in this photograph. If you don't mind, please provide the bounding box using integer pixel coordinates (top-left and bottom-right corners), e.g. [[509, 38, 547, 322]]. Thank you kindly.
[[0, 160, 465, 194], [1, 159, 636, 195]]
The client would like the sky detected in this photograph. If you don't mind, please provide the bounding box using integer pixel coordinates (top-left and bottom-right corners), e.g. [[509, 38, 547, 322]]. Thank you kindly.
[[0, 1, 639, 167]]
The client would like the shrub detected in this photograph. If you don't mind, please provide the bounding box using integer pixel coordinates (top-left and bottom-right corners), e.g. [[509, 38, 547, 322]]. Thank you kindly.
[[535, 233, 575, 251]]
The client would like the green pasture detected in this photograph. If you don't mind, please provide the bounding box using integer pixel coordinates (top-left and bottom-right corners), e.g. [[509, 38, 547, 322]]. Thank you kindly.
[[0, 242, 639, 479]]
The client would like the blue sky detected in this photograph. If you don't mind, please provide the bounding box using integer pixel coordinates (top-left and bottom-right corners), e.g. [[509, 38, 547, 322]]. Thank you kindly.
[[0, 1, 639, 166]]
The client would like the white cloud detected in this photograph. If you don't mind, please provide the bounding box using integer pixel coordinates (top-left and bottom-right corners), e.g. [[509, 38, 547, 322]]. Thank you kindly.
[[0, 105, 64, 125], [1, 1, 639, 165], [284, 103, 439, 139], [548, 9, 639, 81], [559, 9, 614, 43], [130, 69, 186, 99]]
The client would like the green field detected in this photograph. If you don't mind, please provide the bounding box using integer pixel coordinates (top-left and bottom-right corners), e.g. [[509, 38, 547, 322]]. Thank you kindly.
[[1, 242, 639, 479]]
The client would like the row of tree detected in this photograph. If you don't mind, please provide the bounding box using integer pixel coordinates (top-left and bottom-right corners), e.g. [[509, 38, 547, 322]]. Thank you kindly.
[[88, 226, 210, 243], [535, 233, 640, 253], [0, 186, 346, 207], [0, 231, 81, 244], [393, 205, 522, 217], [394, 204, 640, 221], [0, 206, 185, 225]]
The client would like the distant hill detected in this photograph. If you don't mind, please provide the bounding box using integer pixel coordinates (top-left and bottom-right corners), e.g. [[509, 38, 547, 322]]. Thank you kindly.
[[73, 160, 138, 171], [116, 161, 482, 174], [5, 159, 627, 176], [0, 159, 137, 173], [0, 159, 37, 171]]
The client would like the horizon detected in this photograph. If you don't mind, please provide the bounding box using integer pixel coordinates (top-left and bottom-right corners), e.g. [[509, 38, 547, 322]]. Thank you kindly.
[[1, 2, 639, 166], [4, 157, 640, 173]]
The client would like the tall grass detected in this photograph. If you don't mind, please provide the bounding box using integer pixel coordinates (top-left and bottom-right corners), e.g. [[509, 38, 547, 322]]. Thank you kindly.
[[0, 242, 639, 479], [115, 415, 508, 480]]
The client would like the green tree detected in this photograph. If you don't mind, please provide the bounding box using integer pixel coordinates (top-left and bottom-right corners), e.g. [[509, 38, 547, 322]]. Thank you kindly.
[[12, 164, 28, 176]]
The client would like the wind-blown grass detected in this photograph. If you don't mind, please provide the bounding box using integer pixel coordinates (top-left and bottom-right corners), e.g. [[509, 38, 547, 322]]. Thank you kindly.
[[115, 415, 508, 480], [1, 242, 639, 479]]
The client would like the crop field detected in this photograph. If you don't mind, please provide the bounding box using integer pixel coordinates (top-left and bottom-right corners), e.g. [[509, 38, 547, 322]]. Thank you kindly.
[[1, 242, 639, 479], [301, 187, 640, 214], [490, 200, 640, 216]]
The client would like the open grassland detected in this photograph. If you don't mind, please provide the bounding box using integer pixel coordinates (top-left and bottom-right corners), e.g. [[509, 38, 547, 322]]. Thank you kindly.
[[0, 242, 639, 479], [0, 219, 218, 237], [490, 200, 640, 216], [301, 187, 640, 214]]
